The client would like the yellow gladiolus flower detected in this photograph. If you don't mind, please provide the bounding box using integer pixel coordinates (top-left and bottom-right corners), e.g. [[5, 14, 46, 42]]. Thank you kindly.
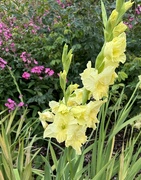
[[104, 32, 126, 68], [44, 110, 77, 143], [98, 66, 118, 85], [58, 103, 69, 114], [81, 61, 117, 100], [71, 105, 86, 125], [65, 125, 87, 155], [40, 120, 48, 129], [38, 111, 54, 122], [38, 111, 54, 129], [49, 100, 59, 114], [85, 100, 104, 128], [67, 88, 84, 106], [113, 21, 127, 37]]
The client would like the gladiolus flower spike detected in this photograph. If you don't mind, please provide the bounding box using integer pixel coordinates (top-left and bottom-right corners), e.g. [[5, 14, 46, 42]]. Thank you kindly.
[[39, 0, 133, 155]]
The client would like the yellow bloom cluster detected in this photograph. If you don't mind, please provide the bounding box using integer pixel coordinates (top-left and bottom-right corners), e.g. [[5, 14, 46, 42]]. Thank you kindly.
[[39, 0, 133, 155], [81, 32, 126, 100], [39, 92, 104, 154], [81, 0, 133, 101]]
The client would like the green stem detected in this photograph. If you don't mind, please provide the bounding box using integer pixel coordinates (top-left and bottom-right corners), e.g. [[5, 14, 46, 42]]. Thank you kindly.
[[7, 65, 24, 103]]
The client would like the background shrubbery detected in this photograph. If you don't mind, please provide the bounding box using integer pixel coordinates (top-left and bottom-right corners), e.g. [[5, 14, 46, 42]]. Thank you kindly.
[[0, 0, 141, 117], [0, 0, 104, 116]]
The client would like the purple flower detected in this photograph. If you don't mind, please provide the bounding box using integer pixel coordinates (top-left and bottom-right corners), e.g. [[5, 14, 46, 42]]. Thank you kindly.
[[0, 57, 7, 69], [22, 72, 31, 79]]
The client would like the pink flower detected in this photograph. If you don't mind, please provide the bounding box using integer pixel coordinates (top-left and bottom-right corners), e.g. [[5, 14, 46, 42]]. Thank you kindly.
[[48, 70, 54, 76], [18, 102, 24, 107], [0, 57, 7, 69], [45, 68, 54, 76], [31, 29, 37, 34], [31, 66, 44, 74], [5, 48, 9, 52], [34, 59, 38, 64], [22, 72, 30, 79], [45, 68, 51, 73], [5, 98, 16, 111], [128, 24, 133, 29], [129, 17, 134, 22], [20, 52, 27, 62]]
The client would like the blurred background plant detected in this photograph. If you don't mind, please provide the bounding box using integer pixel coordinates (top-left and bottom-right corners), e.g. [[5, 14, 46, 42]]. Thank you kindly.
[[0, 0, 141, 118], [0, 0, 105, 117]]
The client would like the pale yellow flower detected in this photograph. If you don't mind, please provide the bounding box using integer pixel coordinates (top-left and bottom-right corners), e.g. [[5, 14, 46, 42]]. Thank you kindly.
[[40, 121, 48, 129], [98, 66, 118, 85], [67, 83, 79, 94], [113, 21, 127, 37], [81, 61, 117, 100], [44, 111, 76, 143], [80, 61, 98, 95], [65, 125, 87, 155], [104, 32, 126, 68], [85, 100, 104, 128], [38, 111, 54, 129], [58, 103, 69, 114], [49, 101, 59, 114], [43, 123, 56, 138], [71, 105, 86, 125], [38, 111, 54, 122], [67, 88, 84, 106]]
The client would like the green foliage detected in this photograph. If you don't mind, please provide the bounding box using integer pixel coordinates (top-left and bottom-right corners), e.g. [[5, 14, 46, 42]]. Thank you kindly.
[[0, 109, 43, 179]]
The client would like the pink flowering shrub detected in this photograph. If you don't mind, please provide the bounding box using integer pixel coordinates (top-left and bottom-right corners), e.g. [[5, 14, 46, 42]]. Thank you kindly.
[[0, 5, 61, 113]]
